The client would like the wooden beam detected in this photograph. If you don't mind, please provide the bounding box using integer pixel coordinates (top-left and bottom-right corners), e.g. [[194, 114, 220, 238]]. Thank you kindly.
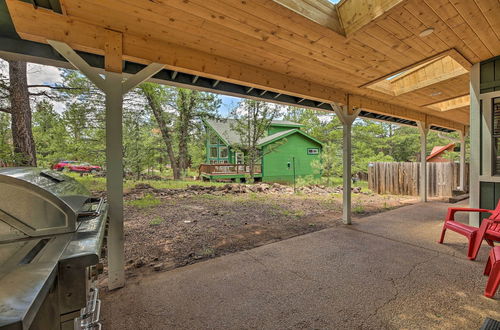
[[104, 30, 123, 73], [348, 94, 466, 131]]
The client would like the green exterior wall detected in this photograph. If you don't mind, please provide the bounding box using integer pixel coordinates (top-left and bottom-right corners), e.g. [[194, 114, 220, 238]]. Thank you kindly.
[[480, 56, 500, 94], [261, 133, 321, 184]]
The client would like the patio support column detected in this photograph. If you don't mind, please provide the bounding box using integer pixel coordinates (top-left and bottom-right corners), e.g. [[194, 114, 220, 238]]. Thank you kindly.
[[48, 36, 164, 289], [417, 121, 429, 202], [459, 129, 468, 192], [469, 63, 481, 226], [332, 102, 360, 225]]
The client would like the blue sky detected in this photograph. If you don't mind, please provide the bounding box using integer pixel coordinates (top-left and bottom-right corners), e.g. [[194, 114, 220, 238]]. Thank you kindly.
[[218, 95, 242, 116]]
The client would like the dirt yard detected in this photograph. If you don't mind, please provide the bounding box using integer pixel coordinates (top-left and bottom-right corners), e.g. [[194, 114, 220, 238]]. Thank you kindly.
[[98, 183, 417, 286]]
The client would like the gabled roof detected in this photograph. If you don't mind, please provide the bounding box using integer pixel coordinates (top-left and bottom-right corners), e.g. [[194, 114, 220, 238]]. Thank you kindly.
[[258, 129, 323, 147], [257, 129, 295, 145], [426, 143, 455, 161], [203, 119, 321, 148]]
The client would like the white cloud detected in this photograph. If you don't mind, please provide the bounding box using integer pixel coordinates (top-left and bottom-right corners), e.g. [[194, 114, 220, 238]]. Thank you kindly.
[[27, 63, 63, 85]]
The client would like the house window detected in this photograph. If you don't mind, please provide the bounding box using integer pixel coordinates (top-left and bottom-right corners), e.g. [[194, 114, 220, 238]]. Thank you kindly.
[[492, 98, 500, 175], [307, 148, 319, 155], [209, 134, 219, 145], [210, 147, 218, 158], [219, 146, 228, 158]]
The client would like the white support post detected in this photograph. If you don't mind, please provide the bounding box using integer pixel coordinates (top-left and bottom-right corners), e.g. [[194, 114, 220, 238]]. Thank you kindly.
[[104, 72, 126, 290], [49, 39, 164, 289], [459, 129, 467, 192], [469, 63, 481, 226], [332, 103, 360, 225], [417, 121, 429, 202]]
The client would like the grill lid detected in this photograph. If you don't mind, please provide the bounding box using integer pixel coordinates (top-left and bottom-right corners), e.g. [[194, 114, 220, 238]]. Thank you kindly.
[[0, 167, 91, 239]]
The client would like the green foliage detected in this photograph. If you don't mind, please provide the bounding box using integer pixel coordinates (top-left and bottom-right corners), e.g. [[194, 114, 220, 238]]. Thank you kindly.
[[352, 204, 365, 214], [149, 216, 165, 226], [231, 99, 282, 182], [284, 107, 466, 179], [138, 83, 221, 178], [0, 112, 13, 165], [126, 194, 161, 208], [32, 100, 69, 167]]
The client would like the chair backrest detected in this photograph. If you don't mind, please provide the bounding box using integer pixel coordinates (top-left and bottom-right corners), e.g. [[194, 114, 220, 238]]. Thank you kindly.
[[489, 199, 500, 218], [487, 199, 500, 232]]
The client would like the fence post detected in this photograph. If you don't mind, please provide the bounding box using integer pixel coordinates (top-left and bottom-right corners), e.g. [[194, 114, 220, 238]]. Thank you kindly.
[[417, 121, 429, 202]]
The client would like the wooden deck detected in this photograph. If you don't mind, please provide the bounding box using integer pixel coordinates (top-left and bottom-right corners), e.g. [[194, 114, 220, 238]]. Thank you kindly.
[[199, 164, 262, 180]]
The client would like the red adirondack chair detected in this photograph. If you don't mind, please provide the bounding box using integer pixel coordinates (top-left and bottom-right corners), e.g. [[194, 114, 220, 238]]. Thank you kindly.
[[439, 200, 500, 260]]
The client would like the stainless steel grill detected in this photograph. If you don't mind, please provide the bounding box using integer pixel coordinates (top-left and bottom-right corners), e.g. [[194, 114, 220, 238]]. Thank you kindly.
[[0, 168, 108, 330]]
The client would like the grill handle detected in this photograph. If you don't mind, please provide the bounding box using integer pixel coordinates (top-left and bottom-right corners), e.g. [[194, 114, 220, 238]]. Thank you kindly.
[[78, 198, 105, 217]]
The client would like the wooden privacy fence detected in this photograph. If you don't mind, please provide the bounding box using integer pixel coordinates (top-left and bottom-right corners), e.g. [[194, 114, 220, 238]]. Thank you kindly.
[[368, 162, 469, 197]]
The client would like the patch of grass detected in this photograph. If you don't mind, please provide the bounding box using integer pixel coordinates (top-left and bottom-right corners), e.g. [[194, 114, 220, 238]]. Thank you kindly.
[[149, 216, 165, 226], [198, 247, 215, 257], [126, 194, 161, 208], [352, 204, 365, 214], [280, 208, 306, 218]]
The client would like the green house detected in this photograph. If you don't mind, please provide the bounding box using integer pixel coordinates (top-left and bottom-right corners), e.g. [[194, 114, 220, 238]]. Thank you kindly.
[[200, 119, 323, 183]]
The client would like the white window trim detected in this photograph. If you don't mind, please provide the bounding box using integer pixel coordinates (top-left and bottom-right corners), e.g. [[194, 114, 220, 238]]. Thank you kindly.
[[480, 91, 500, 179]]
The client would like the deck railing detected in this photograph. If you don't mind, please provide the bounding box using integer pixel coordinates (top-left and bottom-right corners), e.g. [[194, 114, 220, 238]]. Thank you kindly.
[[199, 163, 262, 176]]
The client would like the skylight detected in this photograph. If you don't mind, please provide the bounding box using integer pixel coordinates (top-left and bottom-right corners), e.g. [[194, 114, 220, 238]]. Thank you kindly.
[[364, 55, 469, 97]]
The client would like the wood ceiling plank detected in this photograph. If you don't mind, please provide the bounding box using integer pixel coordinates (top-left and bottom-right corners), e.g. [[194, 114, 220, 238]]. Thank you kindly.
[[357, 25, 423, 63], [421, 0, 493, 60], [386, 8, 449, 54], [375, 16, 437, 57], [95, 0, 378, 81], [64, 0, 292, 64], [473, 0, 500, 41], [63, 0, 373, 87], [391, 6, 479, 63], [255, 0, 401, 66], [186, 0, 388, 78], [450, 0, 500, 56]]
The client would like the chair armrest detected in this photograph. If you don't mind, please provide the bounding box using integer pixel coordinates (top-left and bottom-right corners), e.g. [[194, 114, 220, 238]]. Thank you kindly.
[[446, 208, 493, 221]]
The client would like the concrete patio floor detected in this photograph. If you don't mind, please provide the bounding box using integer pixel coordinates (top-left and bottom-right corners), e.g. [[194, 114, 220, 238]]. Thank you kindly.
[[101, 201, 500, 329]]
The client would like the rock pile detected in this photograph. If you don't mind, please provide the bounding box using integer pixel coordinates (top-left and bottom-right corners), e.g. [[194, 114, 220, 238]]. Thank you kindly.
[[125, 182, 364, 199]]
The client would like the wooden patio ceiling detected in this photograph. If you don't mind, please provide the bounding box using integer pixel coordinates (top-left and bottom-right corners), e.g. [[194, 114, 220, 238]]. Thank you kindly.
[[4, 0, 500, 131]]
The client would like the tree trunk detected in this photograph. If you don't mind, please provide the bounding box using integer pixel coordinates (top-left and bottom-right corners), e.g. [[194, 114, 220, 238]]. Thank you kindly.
[[142, 89, 181, 180], [177, 89, 193, 175], [8, 60, 37, 166]]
